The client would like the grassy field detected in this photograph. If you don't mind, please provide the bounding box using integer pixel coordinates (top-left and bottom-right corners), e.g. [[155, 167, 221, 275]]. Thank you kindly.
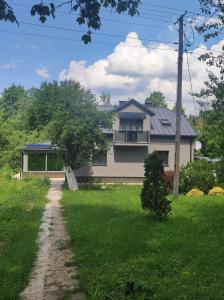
[[0, 177, 49, 300], [62, 185, 224, 300]]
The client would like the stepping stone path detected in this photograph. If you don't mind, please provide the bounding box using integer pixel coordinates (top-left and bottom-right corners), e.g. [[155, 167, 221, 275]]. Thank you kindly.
[[21, 179, 85, 300]]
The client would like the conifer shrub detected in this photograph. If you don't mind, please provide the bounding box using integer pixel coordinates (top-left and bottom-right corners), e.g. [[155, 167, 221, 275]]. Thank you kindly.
[[141, 152, 171, 219]]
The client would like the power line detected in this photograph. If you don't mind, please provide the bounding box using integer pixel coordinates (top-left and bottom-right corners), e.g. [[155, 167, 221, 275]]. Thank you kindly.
[[0, 28, 178, 51], [141, 1, 203, 17], [19, 21, 178, 44], [185, 49, 198, 116], [13, 2, 175, 24]]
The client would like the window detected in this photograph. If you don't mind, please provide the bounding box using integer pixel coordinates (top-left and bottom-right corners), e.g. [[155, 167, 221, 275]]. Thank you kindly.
[[28, 152, 46, 171], [160, 118, 171, 126], [120, 119, 143, 131], [47, 152, 64, 171], [92, 150, 107, 166], [155, 151, 169, 167]]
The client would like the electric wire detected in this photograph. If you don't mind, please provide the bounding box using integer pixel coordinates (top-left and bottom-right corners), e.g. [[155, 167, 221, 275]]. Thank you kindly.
[[19, 21, 178, 44], [185, 47, 198, 116], [0, 28, 179, 51]]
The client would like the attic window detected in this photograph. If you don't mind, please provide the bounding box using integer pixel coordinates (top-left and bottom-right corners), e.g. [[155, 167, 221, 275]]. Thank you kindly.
[[160, 118, 171, 126]]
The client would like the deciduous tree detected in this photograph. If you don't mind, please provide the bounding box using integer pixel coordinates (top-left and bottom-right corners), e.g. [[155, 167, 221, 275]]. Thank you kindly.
[[145, 91, 167, 108], [26, 80, 112, 190]]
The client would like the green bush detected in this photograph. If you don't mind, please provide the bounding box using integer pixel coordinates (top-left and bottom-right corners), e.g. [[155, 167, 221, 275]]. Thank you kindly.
[[180, 160, 215, 194], [0, 164, 13, 180], [141, 152, 171, 219], [215, 158, 224, 185]]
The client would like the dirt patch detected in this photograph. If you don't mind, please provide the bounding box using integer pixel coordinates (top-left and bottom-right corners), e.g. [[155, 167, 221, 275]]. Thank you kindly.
[[21, 179, 85, 300]]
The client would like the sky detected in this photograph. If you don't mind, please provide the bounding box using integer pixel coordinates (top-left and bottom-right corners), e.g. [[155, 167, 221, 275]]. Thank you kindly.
[[0, 0, 223, 114]]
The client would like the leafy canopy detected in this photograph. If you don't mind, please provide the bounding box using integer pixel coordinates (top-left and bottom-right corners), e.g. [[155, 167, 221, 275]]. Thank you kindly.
[[194, 1, 224, 158], [145, 91, 167, 108], [0, 0, 140, 43], [26, 81, 112, 170]]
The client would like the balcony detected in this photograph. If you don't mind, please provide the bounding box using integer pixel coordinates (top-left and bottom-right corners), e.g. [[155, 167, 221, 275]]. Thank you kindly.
[[114, 130, 150, 146]]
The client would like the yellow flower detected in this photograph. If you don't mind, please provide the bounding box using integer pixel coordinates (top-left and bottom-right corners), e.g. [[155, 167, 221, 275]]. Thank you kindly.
[[208, 187, 224, 195], [186, 188, 204, 197]]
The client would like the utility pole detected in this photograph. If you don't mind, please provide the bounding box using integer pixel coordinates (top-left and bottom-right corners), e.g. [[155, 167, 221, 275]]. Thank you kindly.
[[173, 12, 187, 198]]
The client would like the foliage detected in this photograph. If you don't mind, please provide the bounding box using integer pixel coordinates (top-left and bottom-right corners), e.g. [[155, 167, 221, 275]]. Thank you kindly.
[[0, 164, 13, 180], [0, 84, 26, 116], [208, 186, 224, 196], [145, 91, 167, 108], [163, 170, 174, 194], [186, 188, 204, 197], [180, 160, 215, 194], [172, 103, 186, 116], [215, 158, 224, 184], [0, 177, 48, 299], [99, 91, 111, 105], [62, 185, 224, 299], [26, 81, 112, 171], [194, 74, 224, 158], [141, 152, 171, 218], [195, 1, 224, 159], [0, 85, 42, 171], [0, 0, 140, 43]]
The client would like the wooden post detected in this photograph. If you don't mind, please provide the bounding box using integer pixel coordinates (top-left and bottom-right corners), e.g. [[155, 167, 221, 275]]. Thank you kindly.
[[173, 13, 186, 198]]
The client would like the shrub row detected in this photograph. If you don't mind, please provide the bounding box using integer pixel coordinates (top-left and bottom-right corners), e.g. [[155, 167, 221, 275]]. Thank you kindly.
[[163, 159, 224, 195]]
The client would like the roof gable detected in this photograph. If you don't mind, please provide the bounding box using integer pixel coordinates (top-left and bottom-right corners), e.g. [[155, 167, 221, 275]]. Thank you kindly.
[[113, 99, 155, 115]]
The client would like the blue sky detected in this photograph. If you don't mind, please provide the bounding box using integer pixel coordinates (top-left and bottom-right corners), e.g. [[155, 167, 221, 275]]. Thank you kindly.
[[0, 0, 222, 113]]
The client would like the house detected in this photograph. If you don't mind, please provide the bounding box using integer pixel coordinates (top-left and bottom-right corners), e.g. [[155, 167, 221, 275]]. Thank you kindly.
[[22, 99, 196, 182]]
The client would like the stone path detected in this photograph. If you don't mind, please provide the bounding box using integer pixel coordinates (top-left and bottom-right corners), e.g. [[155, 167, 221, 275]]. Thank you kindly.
[[21, 179, 85, 300]]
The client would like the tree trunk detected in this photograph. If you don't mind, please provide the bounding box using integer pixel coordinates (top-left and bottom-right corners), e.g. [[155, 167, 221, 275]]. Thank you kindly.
[[64, 147, 79, 190], [64, 165, 79, 190]]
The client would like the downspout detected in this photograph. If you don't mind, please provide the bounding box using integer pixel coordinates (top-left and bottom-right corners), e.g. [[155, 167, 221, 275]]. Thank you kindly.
[[190, 139, 193, 162]]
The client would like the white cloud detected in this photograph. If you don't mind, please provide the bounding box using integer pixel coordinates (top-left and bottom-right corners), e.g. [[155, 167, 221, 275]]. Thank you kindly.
[[59, 32, 223, 115], [36, 67, 50, 79]]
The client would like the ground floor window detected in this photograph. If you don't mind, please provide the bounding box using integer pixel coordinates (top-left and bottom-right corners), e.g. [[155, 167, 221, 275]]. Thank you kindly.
[[47, 152, 64, 171], [155, 151, 169, 167], [28, 152, 46, 171], [27, 151, 64, 171], [92, 150, 107, 166]]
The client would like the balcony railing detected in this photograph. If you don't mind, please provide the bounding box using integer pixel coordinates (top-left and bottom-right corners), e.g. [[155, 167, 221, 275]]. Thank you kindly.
[[114, 130, 150, 144]]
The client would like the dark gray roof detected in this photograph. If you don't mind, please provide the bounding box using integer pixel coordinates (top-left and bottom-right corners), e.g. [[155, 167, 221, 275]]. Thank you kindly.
[[23, 143, 52, 151], [96, 104, 115, 111], [150, 107, 196, 137], [97, 100, 197, 138]]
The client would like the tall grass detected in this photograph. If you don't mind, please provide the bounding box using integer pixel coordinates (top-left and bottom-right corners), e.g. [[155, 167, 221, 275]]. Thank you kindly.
[[0, 177, 49, 300]]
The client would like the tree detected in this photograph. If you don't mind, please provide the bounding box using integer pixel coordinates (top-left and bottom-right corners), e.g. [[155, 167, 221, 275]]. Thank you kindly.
[[100, 92, 111, 105], [145, 91, 167, 108], [194, 2, 224, 158], [172, 103, 186, 116], [0, 0, 140, 43], [0, 84, 27, 116], [140, 152, 171, 219], [26, 81, 112, 190]]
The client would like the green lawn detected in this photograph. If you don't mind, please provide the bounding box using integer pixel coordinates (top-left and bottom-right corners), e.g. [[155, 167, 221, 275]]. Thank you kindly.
[[0, 177, 49, 300], [62, 185, 224, 300]]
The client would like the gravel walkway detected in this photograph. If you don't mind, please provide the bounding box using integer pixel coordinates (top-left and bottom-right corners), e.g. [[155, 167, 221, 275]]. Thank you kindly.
[[21, 179, 85, 300]]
